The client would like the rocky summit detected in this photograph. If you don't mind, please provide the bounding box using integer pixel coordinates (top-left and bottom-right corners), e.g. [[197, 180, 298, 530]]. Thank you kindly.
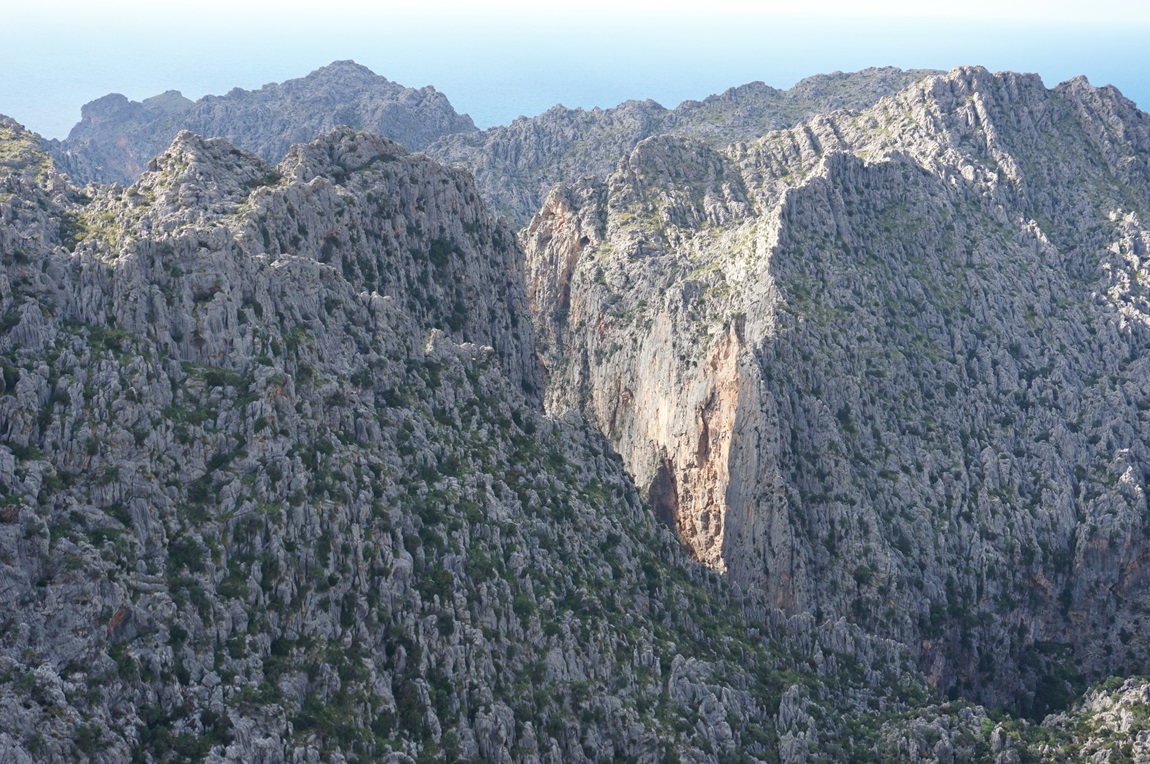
[[524, 66, 1150, 714], [2, 58, 1150, 763], [47, 61, 476, 187]]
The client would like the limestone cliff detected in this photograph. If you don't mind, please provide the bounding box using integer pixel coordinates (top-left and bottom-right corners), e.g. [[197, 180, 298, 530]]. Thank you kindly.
[[48, 61, 476, 186], [525, 67, 1150, 712]]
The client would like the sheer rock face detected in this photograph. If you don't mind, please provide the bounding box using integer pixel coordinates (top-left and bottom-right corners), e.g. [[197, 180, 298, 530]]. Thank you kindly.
[[47, 61, 477, 186], [428, 66, 940, 226], [525, 66, 1150, 708], [0, 117, 952, 762]]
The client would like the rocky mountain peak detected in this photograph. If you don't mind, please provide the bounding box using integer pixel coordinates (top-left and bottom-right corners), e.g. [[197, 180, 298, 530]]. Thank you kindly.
[[50, 61, 476, 187], [74, 93, 136, 128], [75, 90, 195, 132], [680, 81, 785, 109], [140, 89, 194, 115], [305, 58, 379, 80], [85, 130, 273, 240], [0, 117, 69, 202], [0, 117, 47, 173], [787, 65, 943, 101], [136, 131, 271, 210], [279, 125, 407, 182]]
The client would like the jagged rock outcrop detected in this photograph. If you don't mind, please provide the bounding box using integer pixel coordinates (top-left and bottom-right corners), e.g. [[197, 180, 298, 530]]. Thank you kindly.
[[525, 66, 1150, 711], [47, 61, 476, 186], [1029, 676, 1150, 761], [427, 67, 940, 225], [0, 116, 959, 762]]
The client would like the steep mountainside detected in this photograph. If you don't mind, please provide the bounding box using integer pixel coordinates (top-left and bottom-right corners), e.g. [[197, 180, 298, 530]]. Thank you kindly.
[[427, 67, 939, 226], [0, 116, 997, 763], [524, 67, 1150, 712], [47, 61, 476, 187]]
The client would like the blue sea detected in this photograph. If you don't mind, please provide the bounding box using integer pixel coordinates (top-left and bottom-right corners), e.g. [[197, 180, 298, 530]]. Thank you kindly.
[[2, 12, 1147, 140]]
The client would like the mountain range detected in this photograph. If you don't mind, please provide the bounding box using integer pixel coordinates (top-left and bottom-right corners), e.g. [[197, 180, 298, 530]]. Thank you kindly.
[[45, 60, 937, 227], [2, 60, 1150, 762]]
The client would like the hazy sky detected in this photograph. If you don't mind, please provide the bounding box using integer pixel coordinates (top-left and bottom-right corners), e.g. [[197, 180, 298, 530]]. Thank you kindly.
[[3, 1, 1147, 138]]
